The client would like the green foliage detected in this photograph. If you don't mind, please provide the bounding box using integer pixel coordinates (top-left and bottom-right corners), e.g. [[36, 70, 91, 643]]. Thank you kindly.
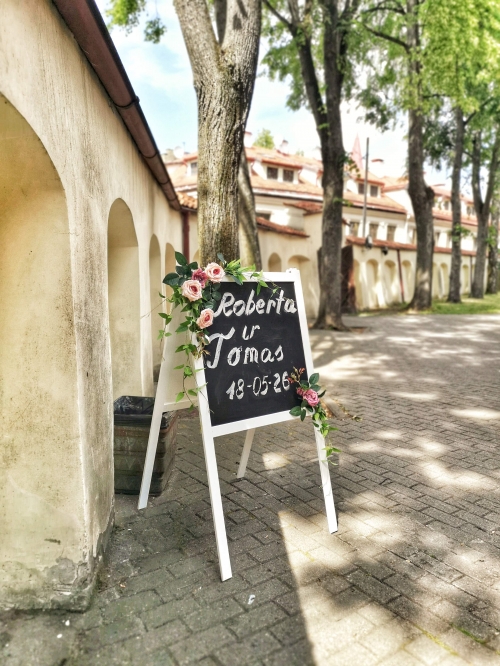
[[106, 0, 166, 43], [287, 367, 339, 465], [253, 129, 275, 149]]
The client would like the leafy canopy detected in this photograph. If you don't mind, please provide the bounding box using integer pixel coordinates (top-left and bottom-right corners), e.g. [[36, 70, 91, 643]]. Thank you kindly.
[[253, 128, 275, 149]]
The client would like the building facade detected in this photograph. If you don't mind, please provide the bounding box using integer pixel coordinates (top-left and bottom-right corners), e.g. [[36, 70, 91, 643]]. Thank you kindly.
[[165, 138, 484, 317]]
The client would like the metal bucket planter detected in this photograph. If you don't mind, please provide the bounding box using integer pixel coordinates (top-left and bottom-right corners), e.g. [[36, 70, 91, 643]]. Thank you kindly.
[[113, 396, 178, 495]]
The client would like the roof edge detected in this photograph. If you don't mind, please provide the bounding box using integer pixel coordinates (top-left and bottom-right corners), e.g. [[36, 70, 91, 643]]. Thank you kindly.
[[53, 0, 180, 211]]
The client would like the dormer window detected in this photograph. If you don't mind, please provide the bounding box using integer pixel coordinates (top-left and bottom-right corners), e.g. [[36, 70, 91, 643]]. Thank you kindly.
[[267, 166, 278, 180], [443, 200, 450, 211], [358, 182, 365, 195], [370, 185, 379, 197], [190, 161, 198, 175], [283, 169, 294, 183]]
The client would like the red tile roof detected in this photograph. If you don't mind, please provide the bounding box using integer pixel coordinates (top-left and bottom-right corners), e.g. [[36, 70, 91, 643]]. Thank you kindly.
[[343, 190, 407, 214], [178, 192, 197, 210], [256, 217, 309, 237], [346, 235, 476, 256]]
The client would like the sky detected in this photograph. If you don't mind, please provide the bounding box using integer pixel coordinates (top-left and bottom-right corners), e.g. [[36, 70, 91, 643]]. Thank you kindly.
[[95, 1, 446, 183]]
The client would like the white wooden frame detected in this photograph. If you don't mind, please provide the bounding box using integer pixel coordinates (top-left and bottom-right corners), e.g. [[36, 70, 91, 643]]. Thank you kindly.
[[138, 269, 338, 582]]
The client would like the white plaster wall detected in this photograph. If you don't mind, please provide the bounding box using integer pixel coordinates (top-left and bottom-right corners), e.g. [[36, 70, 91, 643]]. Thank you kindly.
[[0, 0, 181, 608]]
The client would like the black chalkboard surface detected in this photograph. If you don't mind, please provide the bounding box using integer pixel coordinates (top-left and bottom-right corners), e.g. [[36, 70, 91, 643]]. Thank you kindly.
[[204, 280, 306, 427]]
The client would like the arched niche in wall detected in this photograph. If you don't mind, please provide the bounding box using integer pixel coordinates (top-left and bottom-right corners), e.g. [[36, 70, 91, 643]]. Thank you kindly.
[[382, 260, 399, 305], [462, 264, 470, 294], [288, 255, 317, 318], [353, 259, 363, 309], [268, 252, 282, 272], [366, 259, 381, 309], [0, 93, 83, 595], [165, 242, 176, 298], [440, 263, 448, 298], [432, 262, 440, 298], [402, 260, 414, 302], [149, 235, 163, 378], [107, 199, 142, 399]]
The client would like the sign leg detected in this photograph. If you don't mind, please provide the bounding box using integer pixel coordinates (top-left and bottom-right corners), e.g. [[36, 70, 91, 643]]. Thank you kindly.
[[199, 420, 232, 581], [314, 429, 338, 534], [138, 360, 168, 510], [237, 428, 255, 479]]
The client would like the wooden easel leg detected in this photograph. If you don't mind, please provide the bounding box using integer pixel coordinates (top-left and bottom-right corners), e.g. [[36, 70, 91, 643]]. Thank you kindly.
[[200, 427, 232, 581], [138, 360, 169, 510], [314, 430, 338, 534], [237, 428, 255, 479]]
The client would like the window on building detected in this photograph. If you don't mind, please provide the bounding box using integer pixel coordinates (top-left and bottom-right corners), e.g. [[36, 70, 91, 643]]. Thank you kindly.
[[370, 185, 379, 197], [467, 205, 473, 217], [349, 221, 359, 236], [435, 232, 441, 246], [190, 161, 198, 175], [410, 228, 417, 244], [387, 225, 396, 242], [283, 169, 294, 183], [358, 182, 365, 195], [267, 166, 278, 180], [443, 200, 450, 211], [369, 223, 379, 239], [258, 212, 271, 221]]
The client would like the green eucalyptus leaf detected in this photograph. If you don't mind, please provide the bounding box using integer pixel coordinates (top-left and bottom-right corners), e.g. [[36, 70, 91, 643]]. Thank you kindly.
[[309, 373, 319, 385], [289, 406, 302, 416]]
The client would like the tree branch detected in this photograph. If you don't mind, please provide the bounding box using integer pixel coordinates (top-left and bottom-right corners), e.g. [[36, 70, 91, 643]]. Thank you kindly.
[[262, 0, 294, 30], [173, 0, 220, 83], [362, 24, 409, 52]]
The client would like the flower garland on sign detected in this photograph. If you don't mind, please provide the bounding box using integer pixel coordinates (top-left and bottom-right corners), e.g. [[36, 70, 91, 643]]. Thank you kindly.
[[158, 252, 274, 404], [157, 251, 339, 464], [288, 368, 340, 463]]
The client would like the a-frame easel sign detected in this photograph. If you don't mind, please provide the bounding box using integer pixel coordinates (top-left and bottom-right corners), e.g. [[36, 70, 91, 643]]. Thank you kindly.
[[138, 268, 338, 582]]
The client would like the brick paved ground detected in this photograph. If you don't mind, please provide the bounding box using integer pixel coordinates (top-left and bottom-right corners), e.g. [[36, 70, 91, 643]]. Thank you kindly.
[[2, 314, 500, 665]]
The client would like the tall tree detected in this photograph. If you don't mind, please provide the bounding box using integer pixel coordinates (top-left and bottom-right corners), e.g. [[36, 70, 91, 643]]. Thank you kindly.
[[107, 0, 262, 264], [263, 0, 361, 329], [487, 201, 499, 294], [360, 0, 500, 307], [470, 127, 500, 297]]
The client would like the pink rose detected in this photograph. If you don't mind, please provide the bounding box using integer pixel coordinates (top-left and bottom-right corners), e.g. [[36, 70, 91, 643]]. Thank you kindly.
[[303, 389, 319, 407], [181, 279, 203, 302], [192, 268, 207, 287], [205, 262, 225, 283], [196, 308, 214, 329], [296, 387, 305, 397]]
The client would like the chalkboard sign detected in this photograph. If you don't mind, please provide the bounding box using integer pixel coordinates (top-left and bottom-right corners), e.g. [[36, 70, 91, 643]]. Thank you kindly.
[[138, 269, 337, 584], [204, 281, 306, 427]]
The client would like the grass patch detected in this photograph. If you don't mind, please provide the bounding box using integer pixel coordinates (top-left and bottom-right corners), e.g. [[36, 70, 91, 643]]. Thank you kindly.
[[356, 292, 500, 317]]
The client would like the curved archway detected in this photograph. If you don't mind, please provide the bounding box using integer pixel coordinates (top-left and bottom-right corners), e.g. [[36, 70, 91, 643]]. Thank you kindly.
[[268, 252, 282, 272], [288, 254, 318, 317], [402, 260, 414, 303], [107, 199, 142, 399], [164, 242, 176, 299], [382, 260, 398, 305], [462, 264, 470, 294], [440, 263, 448, 299], [366, 259, 381, 308], [149, 235, 162, 374], [0, 93, 83, 601]]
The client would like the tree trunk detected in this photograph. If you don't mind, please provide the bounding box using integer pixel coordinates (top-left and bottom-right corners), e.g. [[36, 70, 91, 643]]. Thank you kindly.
[[314, 0, 346, 329], [486, 209, 499, 294], [448, 107, 464, 303], [406, 3, 434, 310], [174, 0, 261, 265], [238, 150, 262, 269], [471, 132, 499, 298], [407, 107, 435, 309]]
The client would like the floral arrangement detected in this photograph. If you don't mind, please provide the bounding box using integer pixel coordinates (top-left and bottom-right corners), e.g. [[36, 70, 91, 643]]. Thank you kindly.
[[288, 367, 340, 463], [158, 252, 269, 404], [157, 251, 339, 463]]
